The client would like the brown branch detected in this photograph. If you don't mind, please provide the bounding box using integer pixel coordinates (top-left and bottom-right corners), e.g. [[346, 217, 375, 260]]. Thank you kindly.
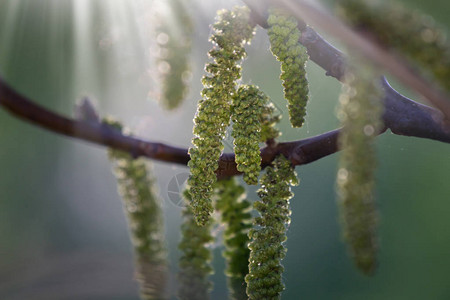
[[243, 0, 450, 142], [0, 75, 350, 177], [276, 0, 450, 119], [297, 27, 450, 142], [0, 77, 189, 165], [1, 0, 450, 178], [217, 128, 344, 178]]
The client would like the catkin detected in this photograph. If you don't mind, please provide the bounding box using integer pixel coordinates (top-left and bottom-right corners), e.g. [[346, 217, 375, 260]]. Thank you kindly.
[[267, 9, 310, 128], [214, 178, 252, 300], [107, 119, 167, 300], [260, 93, 281, 143], [178, 190, 214, 300], [188, 6, 256, 225], [232, 84, 281, 184], [336, 65, 384, 275], [155, 0, 193, 109], [232, 85, 264, 185], [337, 0, 450, 92], [246, 155, 298, 300]]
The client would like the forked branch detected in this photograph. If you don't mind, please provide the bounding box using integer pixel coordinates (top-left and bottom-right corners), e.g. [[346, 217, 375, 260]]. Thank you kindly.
[[0, 0, 449, 178]]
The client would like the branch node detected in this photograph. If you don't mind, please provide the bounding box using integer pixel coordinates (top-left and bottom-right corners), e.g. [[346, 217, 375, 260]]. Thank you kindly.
[[290, 146, 305, 166]]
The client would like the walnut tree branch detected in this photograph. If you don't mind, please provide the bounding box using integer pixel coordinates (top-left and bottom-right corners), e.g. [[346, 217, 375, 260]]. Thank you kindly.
[[1, 0, 450, 178], [0, 75, 347, 177], [243, 0, 450, 143], [0, 73, 448, 180], [0, 77, 189, 165], [261, 0, 450, 119]]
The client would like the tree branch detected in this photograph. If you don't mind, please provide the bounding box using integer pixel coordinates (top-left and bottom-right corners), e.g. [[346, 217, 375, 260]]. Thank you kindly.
[[243, 0, 450, 142], [269, 0, 450, 119], [0, 77, 189, 165], [0, 75, 346, 177], [1, 0, 449, 179]]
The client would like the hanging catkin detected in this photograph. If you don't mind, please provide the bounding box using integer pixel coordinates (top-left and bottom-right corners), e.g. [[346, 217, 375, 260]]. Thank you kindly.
[[336, 65, 384, 275], [267, 8, 309, 128], [231, 84, 282, 184], [155, 0, 193, 109], [214, 177, 252, 300], [246, 155, 298, 300], [337, 0, 450, 92], [177, 189, 214, 300], [260, 92, 281, 143], [106, 119, 167, 300], [188, 6, 256, 225], [231, 85, 264, 185]]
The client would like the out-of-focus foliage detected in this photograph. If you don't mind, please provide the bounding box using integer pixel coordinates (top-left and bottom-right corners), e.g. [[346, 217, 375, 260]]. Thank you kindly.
[[214, 178, 252, 300], [177, 190, 214, 300], [155, 0, 193, 110], [107, 119, 168, 299], [337, 0, 450, 92], [336, 65, 384, 275]]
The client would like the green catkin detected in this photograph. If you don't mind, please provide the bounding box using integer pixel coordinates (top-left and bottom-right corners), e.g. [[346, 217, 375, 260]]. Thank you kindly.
[[231, 84, 281, 185], [337, 0, 450, 92], [178, 190, 214, 300], [267, 9, 310, 128], [260, 95, 281, 143], [246, 155, 299, 300], [336, 65, 384, 275], [214, 178, 252, 300], [106, 119, 167, 300], [188, 6, 256, 225], [231, 85, 264, 185], [156, 0, 193, 109]]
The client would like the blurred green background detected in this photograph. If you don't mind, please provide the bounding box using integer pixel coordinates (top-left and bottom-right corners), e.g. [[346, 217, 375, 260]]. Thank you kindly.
[[0, 0, 449, 299]]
